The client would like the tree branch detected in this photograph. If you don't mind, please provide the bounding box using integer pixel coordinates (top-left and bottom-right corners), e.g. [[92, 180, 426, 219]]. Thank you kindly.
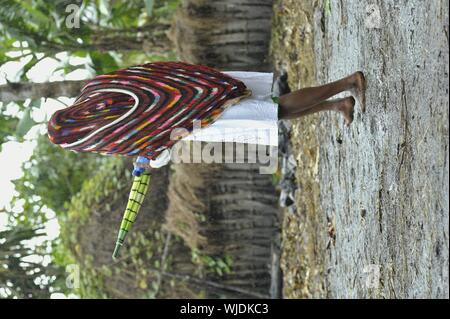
[[0, 80, 88, 104]]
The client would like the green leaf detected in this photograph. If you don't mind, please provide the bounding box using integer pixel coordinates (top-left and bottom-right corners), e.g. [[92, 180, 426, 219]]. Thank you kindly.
[[17, 55, 42, 81], [89, 52, 119, 74], [144, 0, 154, 17], [15, 106, 37, 139], [20, 2, 49, 26], [72, 51, 88, 58], [217, 259, 227, 269]]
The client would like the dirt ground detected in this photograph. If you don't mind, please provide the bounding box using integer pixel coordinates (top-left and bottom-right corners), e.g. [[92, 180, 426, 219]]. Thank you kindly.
[[272, 0, 449, 298]]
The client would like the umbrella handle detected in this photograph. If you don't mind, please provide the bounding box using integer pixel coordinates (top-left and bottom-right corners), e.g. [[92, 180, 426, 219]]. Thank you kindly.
[[112, 172, 151, 259]]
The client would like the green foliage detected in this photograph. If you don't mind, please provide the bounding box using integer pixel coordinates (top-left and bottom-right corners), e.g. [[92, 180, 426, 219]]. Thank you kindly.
[[55, 155, 124, 257], [88, 51, 119, 74], [0, 112, 18, 146], [4, 135, 115, 298], [145, 0, 155, 17], [50, 157, 178, 298], [0, 0, 181, 76], [14, 105, 37, 139], [14, 135, 107, 217], [0, 0, 184, 298], [70, 228, 169, 299], [0, 226, 62, 298], [0, 99, 44, 152], [191, 249, 233, 277], [14, 142, 236, 298], [50, 155, 125, 297], [61, 213, 170, 298], [63, 156, 125, 226]]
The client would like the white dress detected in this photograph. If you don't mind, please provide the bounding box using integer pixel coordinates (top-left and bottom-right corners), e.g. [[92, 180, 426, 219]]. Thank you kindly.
[[150, 71, 278, 168], [183, 71, 278, 146]]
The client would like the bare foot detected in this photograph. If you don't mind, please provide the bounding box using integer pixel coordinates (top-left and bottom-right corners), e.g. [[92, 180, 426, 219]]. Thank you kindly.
[[336, 96, 355, 126], [351, 71, 367, 112]]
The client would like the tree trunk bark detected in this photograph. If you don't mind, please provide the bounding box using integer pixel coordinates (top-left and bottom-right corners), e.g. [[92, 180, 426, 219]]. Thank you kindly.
[[165, 0, 279, 298], [165, 150, 280, 298], [89, 24, 173, 54], [37, 22, 173, 55], [0, 80, 87, 103], [169, 0, 274, 71]]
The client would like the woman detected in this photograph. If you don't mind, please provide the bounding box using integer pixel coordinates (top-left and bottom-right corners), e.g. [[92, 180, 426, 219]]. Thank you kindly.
[[47, 61, 366, 257]]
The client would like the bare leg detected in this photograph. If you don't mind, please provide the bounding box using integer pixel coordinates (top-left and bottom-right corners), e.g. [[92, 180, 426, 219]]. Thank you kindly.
[[278, 71, 366, 119], [284, 97, 356, 126]]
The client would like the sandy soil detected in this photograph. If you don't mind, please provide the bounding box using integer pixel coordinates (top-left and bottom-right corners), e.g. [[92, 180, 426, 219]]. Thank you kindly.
[[272, 0, 449, 298]]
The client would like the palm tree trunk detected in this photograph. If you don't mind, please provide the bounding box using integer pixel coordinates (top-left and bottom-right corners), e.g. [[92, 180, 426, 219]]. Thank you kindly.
[[89, 23, 173, 54], [165, 0, 279, 298], [169, 0, 274, 71]]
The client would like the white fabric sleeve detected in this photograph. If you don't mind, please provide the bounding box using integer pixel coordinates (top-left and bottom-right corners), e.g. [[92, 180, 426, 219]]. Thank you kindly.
[[149, 149, 171, 168]]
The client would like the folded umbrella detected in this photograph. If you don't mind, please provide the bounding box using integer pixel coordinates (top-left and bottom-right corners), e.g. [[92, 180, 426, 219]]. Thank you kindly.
[[48, 61, 249, 258]]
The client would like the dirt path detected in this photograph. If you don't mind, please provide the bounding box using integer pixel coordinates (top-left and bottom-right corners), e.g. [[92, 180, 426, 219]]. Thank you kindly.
[[272, 0, 449, 298]]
